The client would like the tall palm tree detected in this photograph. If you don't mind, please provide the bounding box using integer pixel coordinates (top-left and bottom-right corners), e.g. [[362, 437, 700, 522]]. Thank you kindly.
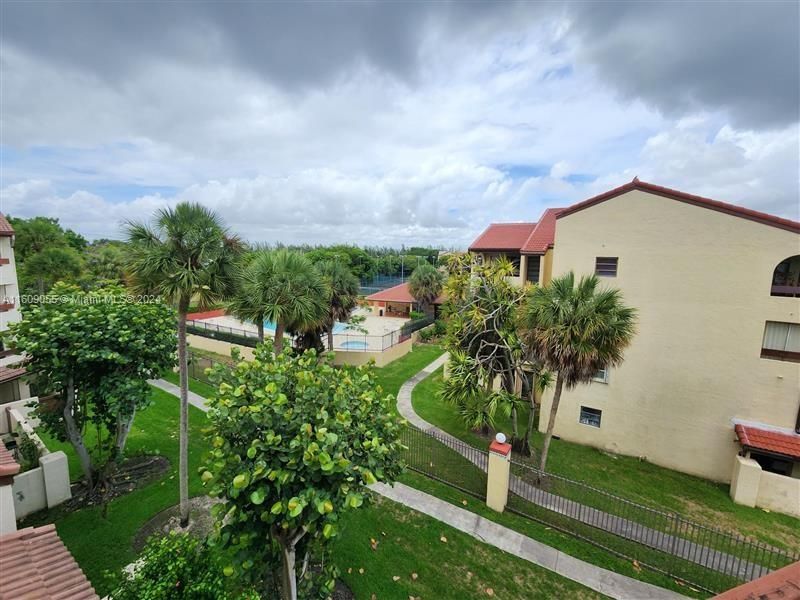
[[125, 203, 241, 526], [408, 263, 444, 314], [249, 249, 330, 354], [227, 251, 270, 343], [520, 272, 636, 471], [315, 260, 360, 350]]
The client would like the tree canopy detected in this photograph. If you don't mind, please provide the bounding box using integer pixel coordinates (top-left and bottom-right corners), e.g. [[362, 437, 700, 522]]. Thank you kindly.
[[8, 283, 176, 486], [201, 343, 405, 600]]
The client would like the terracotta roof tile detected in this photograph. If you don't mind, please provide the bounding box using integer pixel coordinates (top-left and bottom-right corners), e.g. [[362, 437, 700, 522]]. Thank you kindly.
[[0, 444, 20, 478], [365, 282, 445, 305], [712, 559, 800, 599], [0, 366, 26, 384], [558, 178, 800, 233], [468, 222, 537, 252], [735, 424, 800, 460], [0, 525, 99, 600], [520, 208, 566, 254], [0, 215, 14, 237]]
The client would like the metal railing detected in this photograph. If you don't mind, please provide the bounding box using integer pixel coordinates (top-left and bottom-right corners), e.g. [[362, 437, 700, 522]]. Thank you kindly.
[[399, 423, 800, 595], [186, 319, 409, 353]]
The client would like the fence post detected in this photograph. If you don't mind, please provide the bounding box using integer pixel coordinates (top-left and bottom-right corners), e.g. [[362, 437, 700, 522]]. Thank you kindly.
[[486, 433, 512, 513]]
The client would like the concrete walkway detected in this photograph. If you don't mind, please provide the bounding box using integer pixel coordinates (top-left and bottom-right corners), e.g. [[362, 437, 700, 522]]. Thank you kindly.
[[147, 374, 686, 600], [398, 354, 766, 582], [149, 378, 209, 412], [372, 482, 687, 600]]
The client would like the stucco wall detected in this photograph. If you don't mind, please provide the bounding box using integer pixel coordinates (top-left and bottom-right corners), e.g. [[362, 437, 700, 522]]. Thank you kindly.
[[0, 236, 22, 332], [756, 471, 800, 517], [539, 189, 800, 482]]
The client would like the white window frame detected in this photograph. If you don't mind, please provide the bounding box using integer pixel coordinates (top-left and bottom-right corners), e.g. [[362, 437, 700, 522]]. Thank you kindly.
[[592, 368, 609, 383], [579, 406, 602, 428]]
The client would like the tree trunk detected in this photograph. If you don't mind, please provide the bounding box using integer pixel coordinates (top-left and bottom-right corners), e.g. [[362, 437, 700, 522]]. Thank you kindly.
[[523, 393, 537, 457], [274, 321, 285, 354], [177, 300, 190, 526], [279, 535, 300, 600], [63, 375, 93, 487], [257, 321, 265, 344], [327, 327, 334, 352], [114, 406, 136, 462], [539, 374, 564, 472]]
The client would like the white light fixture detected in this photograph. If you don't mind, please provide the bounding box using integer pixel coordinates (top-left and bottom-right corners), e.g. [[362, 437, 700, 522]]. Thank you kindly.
[[495, 432, 507, 444]]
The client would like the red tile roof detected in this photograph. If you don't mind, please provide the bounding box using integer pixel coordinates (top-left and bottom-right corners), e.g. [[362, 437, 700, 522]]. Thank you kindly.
[[712, 559, 800, 599], [0, 525, 99, 600], [365, 282, 446, 305], [735, 424, 800, 460], [558, 178, 800, 233], [0, 366, 26, 384], [468, 222, 537, 252], [187, 308, 226, 321], [0, 215, 14, 237], [0, 444, 20, 479], [520, 207, 566, 254]]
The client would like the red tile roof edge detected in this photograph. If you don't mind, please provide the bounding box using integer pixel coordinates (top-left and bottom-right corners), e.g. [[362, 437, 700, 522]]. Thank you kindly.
[[468, 222, 537, 252], [0, 365, 26, 384], [557, 178, 800, 233], [0, 444, 20, 478], [0, 524, 99, 600], [0, 214, 14, 237], [520, 207, 566, 255], [712, 559, 800, 599], [365, 282, 446, 305], [187, 308, 226, 321], [734, 424, 800, 460]]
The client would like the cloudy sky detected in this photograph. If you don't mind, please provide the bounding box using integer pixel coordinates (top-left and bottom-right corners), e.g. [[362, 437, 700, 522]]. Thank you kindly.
[[1, 1, 798, 247]]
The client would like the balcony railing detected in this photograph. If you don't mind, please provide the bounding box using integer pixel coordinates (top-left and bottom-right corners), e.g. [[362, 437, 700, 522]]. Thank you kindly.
[[770, 285, 800, 297]]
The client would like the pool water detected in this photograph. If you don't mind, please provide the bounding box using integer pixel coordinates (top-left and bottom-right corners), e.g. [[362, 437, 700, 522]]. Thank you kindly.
[[340, 340, 368, 350]]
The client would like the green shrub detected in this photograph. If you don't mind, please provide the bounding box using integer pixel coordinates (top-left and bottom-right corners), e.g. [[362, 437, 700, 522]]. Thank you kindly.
[[418, 327, 435, 342], [16, 428, 40, 472], [187, 325, 258, 348], [409, 310, 426, 320], [433, 319, 447, 336], [109, 532, 260, 600]]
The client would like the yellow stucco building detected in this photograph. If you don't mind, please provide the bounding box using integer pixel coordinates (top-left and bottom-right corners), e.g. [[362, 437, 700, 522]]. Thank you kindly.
[[470, 179, 800, 516]]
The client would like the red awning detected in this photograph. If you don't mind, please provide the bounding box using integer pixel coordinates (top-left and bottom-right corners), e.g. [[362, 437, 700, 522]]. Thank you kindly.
[[735, 424, 800, 460]]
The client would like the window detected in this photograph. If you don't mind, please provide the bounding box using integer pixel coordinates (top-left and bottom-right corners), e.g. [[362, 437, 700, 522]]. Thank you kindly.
[[504, 253, 521, 277], [771, 255, 800, 297], [750, 452, 794, 477], [592, 368, 609, 383], [526, 255, 541, 284], [579, 406, 602, 428], [761, 321, 800, 362], [595, 257, 618, 277]]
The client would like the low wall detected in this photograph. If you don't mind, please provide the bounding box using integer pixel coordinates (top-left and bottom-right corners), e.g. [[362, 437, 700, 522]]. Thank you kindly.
[[188, 333, 412, 368], [3, 401, 72, 519], [730, 455, 800, 517]]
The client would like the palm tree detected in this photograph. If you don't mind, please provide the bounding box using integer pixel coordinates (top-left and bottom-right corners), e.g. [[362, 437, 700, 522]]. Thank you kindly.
[[227, 251, 270, 343], [249, 249, 330, 354], [125, 203, 241, 526], [520, 272, 636, 471], [315, 260, 360, 350], [408, 263, 444, 314]]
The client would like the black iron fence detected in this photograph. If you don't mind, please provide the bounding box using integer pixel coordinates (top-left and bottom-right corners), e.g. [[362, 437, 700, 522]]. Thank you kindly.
[[186, 319, 409, 352], [400, 424, 800, 595]]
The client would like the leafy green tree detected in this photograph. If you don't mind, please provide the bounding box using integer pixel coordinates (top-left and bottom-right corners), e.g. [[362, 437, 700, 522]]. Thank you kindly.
[[7, 284, 175, 487], [110, 532, 261, 600], [64, 228, 88, 252], [305, 245, 376, 279], [200, 344, 405, 600], [315, 260, 359, 350], [408, 263, 444, 313], [83, 241, 129, 285], [20, 246, 83, 293], [521, 272, 637, 471], [125, 203, 242, 524], [7, 216, 66, 262], [247, 249, 329, 354], [442, 254, 534, 449]]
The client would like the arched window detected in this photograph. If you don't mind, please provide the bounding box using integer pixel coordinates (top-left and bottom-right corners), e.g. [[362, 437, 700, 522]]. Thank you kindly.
[[771, 255, 800, 297]]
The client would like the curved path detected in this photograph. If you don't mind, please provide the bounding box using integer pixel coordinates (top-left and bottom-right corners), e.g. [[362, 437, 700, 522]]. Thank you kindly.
[[398, 353, 768, 583]]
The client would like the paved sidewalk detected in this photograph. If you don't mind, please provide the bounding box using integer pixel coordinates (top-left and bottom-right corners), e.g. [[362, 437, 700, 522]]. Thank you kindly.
[[149, 378, 209, 412], [399, 355, 765, 582], [371, 482, 688, 600]]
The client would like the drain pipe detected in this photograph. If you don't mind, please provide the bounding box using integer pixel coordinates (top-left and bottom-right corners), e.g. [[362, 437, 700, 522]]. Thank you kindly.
[[796, 401, 800, 434]]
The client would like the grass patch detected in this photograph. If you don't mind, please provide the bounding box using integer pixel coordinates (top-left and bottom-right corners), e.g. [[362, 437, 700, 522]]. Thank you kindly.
[[161, 369, 217, 400], [372, 343, 444, 402], [28, 387, 208, 596], [334, 494, 608, 599], [412, 368, 800, 556]]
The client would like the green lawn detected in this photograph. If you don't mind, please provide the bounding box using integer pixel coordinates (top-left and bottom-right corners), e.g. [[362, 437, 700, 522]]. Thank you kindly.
[[29, 387, 209, 596], [335, 494, 607, 600], [372, 343, 444, 403], [161, 369, 218, 400], [412, 368, 800, 555]]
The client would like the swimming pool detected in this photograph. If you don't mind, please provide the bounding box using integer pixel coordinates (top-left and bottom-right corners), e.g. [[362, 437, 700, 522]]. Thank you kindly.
[[339, 340, 368, 350], [263, 320, 349, 334]]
